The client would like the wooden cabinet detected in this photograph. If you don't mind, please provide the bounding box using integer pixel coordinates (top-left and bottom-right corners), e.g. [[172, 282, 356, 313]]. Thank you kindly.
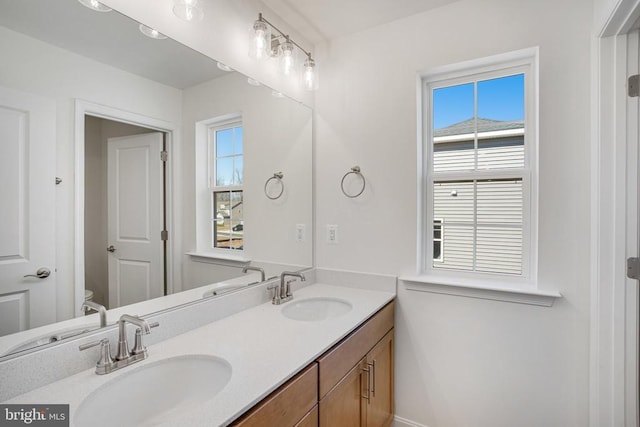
[[232, 363, 318, 427], [232, 301, 394, 427], [318, 302, 394, 427], [295, 405, 318, 427], [364, 330, 394, 427], [319, 358, 367, 426]]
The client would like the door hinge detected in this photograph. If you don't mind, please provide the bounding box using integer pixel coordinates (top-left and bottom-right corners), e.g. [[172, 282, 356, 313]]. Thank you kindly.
[[161, 230, 168, 241], [627, 257, 640, 279], [629, 75, 640, 97], [161, 150, 168, 162]]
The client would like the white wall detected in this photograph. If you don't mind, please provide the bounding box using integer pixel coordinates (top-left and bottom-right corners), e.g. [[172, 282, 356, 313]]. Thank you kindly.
[[313, 0, 591, 425], [0, 26, 182, 321], [181, 71, 312, 289]]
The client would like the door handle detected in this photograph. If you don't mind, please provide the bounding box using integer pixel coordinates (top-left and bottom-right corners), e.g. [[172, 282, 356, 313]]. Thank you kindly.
[[24, 267, 51, 279], [106, 245, 116, 253]]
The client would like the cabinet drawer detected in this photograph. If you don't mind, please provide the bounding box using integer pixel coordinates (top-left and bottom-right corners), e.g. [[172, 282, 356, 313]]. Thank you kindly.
[[295, 405, 318, 427], [317, 301, 394, 398], [233, 363, 318, 427]]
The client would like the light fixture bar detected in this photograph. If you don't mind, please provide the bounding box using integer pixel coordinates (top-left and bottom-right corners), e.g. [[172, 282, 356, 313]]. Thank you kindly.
[[255, 13, 312, 60], [252, 13, 317, 91]]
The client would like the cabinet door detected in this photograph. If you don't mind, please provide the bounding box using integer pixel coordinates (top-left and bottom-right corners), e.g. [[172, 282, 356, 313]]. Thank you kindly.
[[319, 358, 367, 427], [366, 330, 394, 427], [233, 363, 318, 427], [295, 405, 318, 427]]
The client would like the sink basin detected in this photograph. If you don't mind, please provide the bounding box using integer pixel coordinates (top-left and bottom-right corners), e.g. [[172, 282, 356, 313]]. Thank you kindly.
[[282, 297, 352, 321], [74, 355, 232, 427]]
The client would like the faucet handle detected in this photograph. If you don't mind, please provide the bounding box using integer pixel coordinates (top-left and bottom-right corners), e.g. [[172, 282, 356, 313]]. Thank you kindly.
[[79, 338, 114, 374], [266, 283, 280, 304], [132, 322, 159, 355]]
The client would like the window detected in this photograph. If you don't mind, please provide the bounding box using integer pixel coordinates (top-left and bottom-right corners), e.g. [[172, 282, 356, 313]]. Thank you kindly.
[[420, 50, 537, 285], [209, 121, 243, 250]]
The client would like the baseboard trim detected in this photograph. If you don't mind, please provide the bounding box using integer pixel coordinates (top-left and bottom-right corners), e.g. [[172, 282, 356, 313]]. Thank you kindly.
[[393, 415, 429, 427]]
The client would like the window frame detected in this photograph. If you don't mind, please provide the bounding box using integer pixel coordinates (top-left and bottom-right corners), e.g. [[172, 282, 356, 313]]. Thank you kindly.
[[208, 119, 244, 251], [192, 112, 250, 262], [419, 49, 538, 289], [433, 218, 443, 262]]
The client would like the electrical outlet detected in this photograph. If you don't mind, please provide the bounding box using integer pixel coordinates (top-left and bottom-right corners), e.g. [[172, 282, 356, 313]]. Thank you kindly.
[[296, 224, 306, 242], [326, 224, 338, 244]]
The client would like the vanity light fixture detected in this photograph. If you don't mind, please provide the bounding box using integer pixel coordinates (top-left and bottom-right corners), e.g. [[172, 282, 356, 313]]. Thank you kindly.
[[250, 13, 317, 91], [217, 62, 233, 72], [78, 0, 111, 12], [139, 24, 167, 40], [173, 0, 203, 22]]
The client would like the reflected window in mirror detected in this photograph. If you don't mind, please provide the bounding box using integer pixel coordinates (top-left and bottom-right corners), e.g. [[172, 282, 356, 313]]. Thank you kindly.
[[209, 120, 244, 250]]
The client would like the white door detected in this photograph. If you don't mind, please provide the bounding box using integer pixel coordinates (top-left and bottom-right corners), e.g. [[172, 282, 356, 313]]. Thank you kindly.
[[107, 133, 164, 308], [0, 86, 56, 337]]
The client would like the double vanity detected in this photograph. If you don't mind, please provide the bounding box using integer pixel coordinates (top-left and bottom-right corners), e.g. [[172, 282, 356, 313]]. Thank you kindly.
[[1, 272, 396, 426]]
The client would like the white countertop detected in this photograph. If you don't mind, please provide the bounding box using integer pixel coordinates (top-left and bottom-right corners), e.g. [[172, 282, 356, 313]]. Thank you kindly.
[[4, 283, 395, 426]]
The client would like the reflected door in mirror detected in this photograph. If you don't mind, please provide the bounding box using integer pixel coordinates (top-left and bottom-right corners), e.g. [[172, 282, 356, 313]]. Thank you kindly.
[[0, 86, 57, 336]]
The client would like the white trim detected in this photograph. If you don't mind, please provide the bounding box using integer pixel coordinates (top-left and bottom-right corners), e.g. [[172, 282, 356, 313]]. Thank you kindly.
[[392, 415, 430, 427], [592, 1, 640, 424], [433, 127, 524, 143], [73, 100, 179, 316], [185, 251, 250, 264], [417, 48, 540, 288], [401, 275, 561, 307], [194, 113, 247, 257]]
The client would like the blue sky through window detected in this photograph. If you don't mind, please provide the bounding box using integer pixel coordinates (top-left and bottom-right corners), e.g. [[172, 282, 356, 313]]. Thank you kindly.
[[433, 74, 524, 129]]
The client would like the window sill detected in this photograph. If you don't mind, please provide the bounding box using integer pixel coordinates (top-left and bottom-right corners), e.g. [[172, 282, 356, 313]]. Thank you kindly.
[[399, 275, 562, 307], [186, 251, 250, 264]]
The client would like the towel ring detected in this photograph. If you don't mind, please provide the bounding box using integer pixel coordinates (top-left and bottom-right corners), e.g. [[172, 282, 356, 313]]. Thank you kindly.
[[341, 166, 366, 198], [264, 172, 284, 200]]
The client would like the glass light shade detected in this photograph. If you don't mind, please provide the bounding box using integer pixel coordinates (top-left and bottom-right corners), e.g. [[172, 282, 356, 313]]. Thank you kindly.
[[303, 57, 317, 91], [173, 0, 203, 22], [279, 39, 296, 76], [78, 0, 111, 12], [249, 20, 269, 60], [139, 24, 167, 40]]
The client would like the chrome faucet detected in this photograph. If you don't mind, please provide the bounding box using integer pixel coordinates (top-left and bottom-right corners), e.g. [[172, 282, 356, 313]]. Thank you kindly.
[[81, 300, 107, 327], [268, 271, 306, 305], [242, 265, 265, 282], [115, 315, 153, 361], [79, 314, 158, 375]]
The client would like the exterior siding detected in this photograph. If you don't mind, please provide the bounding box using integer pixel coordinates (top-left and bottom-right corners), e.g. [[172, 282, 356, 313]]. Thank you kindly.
[[432, 159, 523, 274], [433, 143, 524, 172]]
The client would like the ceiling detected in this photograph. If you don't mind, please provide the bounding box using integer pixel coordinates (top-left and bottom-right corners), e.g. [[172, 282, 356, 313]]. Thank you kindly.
[[0, 0, 462, 88], [0, 0, 227, 89], [261, 0, 462, 44]]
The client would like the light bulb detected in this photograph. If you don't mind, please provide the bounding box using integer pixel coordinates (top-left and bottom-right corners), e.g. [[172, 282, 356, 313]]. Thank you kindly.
[[280, 39, 295, 76], [173, 0, 203, 22], [251, 19, 268, 60], [303, 57, 316, 91]]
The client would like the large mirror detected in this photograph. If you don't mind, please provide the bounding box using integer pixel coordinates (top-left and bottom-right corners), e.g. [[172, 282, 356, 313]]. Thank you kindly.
[[0, 0, 312, 358]]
